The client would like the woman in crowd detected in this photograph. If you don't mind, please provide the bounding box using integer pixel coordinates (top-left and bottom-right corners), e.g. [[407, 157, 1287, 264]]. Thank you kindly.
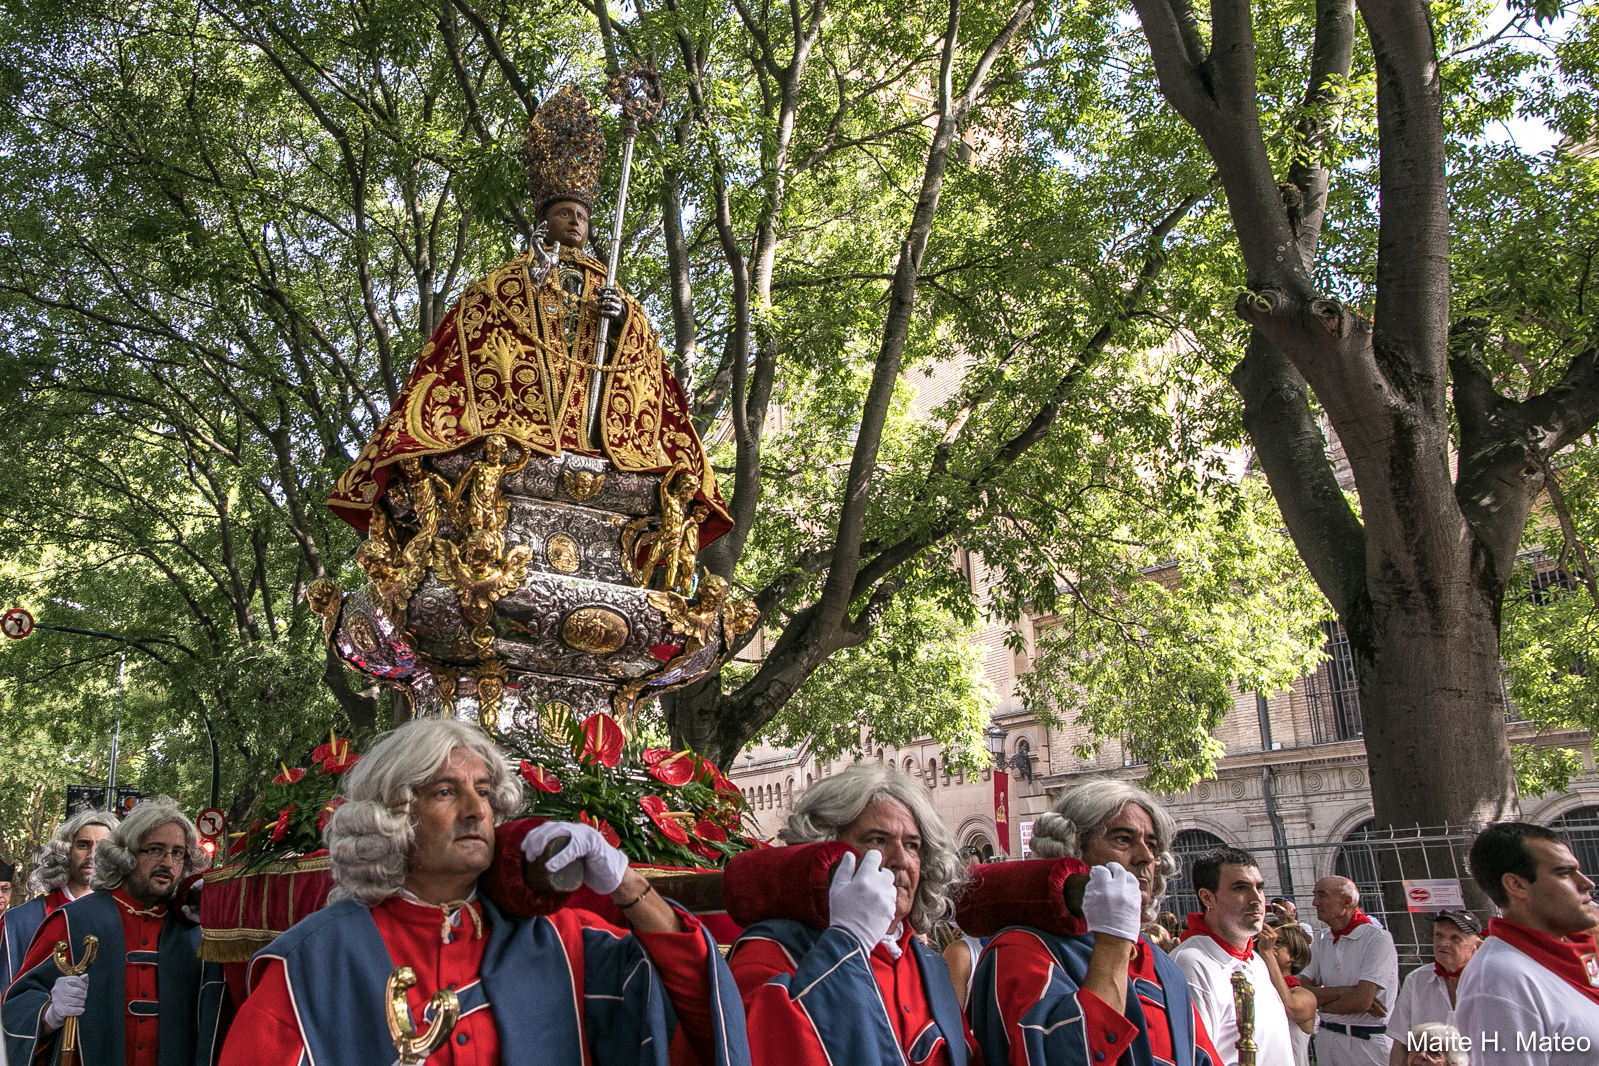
[[1260, 917, 1318, 1066]]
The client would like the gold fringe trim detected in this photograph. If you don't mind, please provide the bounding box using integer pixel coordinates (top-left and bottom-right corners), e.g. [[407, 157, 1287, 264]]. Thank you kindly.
[[199, 931, 277, 963], [204, 856, 332, 883]]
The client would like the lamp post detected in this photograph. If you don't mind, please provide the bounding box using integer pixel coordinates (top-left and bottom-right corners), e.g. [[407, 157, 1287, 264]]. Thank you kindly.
[[985, 725, 1008, 768]]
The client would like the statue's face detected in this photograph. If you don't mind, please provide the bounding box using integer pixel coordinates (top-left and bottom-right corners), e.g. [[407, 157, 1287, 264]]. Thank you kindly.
[[544, 200, 590, 247]]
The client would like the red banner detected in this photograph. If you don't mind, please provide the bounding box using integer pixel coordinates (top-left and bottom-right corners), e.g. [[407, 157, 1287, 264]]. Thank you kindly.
[[993, 770, 1011, 855]]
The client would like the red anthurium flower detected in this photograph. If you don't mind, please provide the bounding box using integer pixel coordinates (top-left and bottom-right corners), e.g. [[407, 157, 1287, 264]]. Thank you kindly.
[[317, 797, 346, 832], [640, 748, 672, 766], [639, 795, 689, 845], [323, 751, 360, 774], [577, 713, 625, 768], [647, 750, 696, 786], [687, 838, 721, 862], [311, 731, 347, 766], [271, 763, 306, 785], [518, 761, 562, 793], [580, 811, 621, 848], [693, 820, 728, 842], [270, 804, 296, 843]]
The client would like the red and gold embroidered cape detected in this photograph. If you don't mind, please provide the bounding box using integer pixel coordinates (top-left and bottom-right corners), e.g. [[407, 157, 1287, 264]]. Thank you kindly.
[[328, 246, 730, 544]]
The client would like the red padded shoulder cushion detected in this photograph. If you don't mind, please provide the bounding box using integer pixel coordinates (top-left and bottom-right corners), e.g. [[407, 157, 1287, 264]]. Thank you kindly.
[[479, 816, 575, 918], [955, 856, 1090, 937], [721, 841, 855, 929]]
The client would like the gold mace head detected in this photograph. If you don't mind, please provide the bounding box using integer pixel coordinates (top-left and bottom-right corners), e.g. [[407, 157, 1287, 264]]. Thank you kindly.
[[385, 965, 461, 1065], [52, 934, 99, 976]]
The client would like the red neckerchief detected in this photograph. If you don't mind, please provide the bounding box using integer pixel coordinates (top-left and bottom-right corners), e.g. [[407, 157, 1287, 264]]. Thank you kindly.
[[1283, 975, 1302, 988], [1183, 912, 1254, 961], [1331, 909, 1374, 943], [1434, 963, 1463, 980], [1488, 918, 1599, 1007]]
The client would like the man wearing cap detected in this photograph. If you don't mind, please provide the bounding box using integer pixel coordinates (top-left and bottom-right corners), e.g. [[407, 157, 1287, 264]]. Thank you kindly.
[[1456, 822, 1599, 1066], [1301, 876, 1399, 1066], [1384, 910, 1482, 1064], [0, 809, 118, 997], [1270, 896, 1314, 937]]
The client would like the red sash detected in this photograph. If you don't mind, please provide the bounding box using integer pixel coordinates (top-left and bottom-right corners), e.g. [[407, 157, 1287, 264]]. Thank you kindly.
[[1487, 918, 1599, 1008], [1331, 909, 1374, 943], [1181, 912, 1254, 961]]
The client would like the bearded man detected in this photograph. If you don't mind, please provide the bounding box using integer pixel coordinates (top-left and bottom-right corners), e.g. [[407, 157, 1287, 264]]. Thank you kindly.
[[721, 764, 979, 1066], [218, 717, 748, 1066], [2, 800, 224, 1066], [956, 779, 1222, 1066], [0, 809, 118, 997]]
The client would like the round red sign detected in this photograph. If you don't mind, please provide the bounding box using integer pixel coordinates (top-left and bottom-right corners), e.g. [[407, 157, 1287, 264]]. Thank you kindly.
[[1, 608, 34, 640]]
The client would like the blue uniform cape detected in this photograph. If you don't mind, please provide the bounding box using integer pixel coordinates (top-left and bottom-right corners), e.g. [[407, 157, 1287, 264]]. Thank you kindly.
[[1, 895, 49, 996], [257, 896, 750, 1066], [1, 890, 227, 1066], [735, 920, 970, 1066], [968, 928, 1214, 1066]]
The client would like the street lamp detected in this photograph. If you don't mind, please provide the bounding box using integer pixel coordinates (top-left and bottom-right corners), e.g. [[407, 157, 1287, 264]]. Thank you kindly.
[[985, 725, 1008, 768]]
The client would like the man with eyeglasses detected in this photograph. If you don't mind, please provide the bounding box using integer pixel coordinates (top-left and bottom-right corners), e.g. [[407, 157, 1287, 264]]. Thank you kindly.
[[2, 797, 226, 1066]]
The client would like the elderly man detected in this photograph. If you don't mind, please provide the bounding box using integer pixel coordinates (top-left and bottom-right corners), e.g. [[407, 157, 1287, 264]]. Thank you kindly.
[[3, 799, 224, 1066], [1385, 909, 1481, 1063], [1456, 822, 1599, 1066], [956, 779, 1222, 1066], [1173, 847, 1293, 1066], [725, 764, 978, 1066], [1302, 876, 1399, 1066], [0, 809, 118, 997], [218, 717, 747, 1066]]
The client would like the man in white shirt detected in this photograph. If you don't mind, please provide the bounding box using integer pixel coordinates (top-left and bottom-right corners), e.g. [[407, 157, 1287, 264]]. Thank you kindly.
[[1456, 822, 1599, 1065], [1302, 875, 1399, 1066], [1386, 909, 1482, 1064], [1173, 846, 1294, 1066]]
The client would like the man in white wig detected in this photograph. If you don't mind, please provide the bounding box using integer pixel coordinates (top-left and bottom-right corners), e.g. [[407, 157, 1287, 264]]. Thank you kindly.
[[0, 808, 118, 997], [3, 798, 224, 1066], [218, 716, 749, 1066], [956, 778, 1223, 1066], [720, 763, 979, 1066]]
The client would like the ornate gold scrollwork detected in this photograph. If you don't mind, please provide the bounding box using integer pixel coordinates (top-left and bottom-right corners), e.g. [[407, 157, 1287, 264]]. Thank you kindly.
[[386, 965, 460, 1065], [560, 607, 630, 654], [546, 533, 581, 573], [621, 464, 708, 597], [562, 468, 606, 501], [304, 579, 344, 647]]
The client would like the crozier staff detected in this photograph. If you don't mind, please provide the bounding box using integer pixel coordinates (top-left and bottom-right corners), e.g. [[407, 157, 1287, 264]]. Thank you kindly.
[[0, 810, 118, 997], [217, 718, 749, 1066], [2, 799, 225, 1066]]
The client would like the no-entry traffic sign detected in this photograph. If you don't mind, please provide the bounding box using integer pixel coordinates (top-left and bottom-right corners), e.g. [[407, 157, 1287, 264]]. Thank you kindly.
[[1, 608, 34, 640]]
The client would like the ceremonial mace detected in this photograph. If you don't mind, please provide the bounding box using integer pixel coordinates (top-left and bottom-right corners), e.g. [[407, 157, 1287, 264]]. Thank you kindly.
[[586, 66, 664, 448], [386, 965, 460, 1066], [51, 934, 98, 1056], [1230, 970, 1256, 1066]]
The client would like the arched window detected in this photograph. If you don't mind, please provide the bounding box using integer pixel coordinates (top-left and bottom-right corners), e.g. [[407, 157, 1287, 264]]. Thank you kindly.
[[785, 777, 795, 808], [904, 757, 916, 776], [806, 773, 813, 787], [1167, 829, 1228, 922], [927, 757, 938, 787], [1334, 820, 1384, 919], [962, 835, 996, 864], [1550, 806, 1599, 876], [765, 784, 774, 809]]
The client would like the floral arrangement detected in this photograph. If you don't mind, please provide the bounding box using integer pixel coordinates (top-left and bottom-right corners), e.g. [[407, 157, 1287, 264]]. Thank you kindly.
[[496, 710, 762, 868], [228, 732, 360, 866]]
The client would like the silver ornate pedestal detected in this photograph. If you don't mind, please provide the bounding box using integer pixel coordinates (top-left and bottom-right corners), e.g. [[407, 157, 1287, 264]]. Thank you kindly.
[[314, 441, 751, 730]]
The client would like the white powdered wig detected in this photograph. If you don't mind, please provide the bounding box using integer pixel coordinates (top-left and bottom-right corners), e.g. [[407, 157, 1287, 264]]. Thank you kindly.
[[91, 797, 206, 891], [1029, 778, 1177, 921], [325, 718, 522, 905], [781, 763, 968, 930], [28, 808, 120, 895]]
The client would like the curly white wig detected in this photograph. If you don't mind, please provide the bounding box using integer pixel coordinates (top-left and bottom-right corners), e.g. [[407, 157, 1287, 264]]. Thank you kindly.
[[29, 808, 120, 895], [781, 763, 968, 930], [1030, 778, 1177, 922], [91, 797, 207, 891], [325, 718, 523, 905]]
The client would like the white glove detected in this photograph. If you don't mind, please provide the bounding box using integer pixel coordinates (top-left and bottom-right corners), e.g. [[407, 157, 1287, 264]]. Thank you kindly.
[[43, 974, 88, 1030], [827, 850, 898, 954], [520, 820, 629, 895], [1081, 861, 1144, 943], [182, 877, 205, 924]]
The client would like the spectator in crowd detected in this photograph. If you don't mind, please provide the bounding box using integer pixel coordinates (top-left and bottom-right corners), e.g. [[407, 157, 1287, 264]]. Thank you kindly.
[[1271, 896, 1315, 936], [1173, 847, 1294, 1066], [220, 718, 746, 1066], [957, 779, 1224, 1066], [1144, 919, 1175, 952], [2, 798, 224, 1066], [1263, 919, 1317, 1066], [1401, 1023, 1469, 1066], [0, 862, 12, 919], [729, 764, 978, 1065], [1456, 822, 1599, 1066], [938, 925, 985, 1009], [0, 809, 117, 997], [1386, 909, 1483, 1063], [1302, 875, 1400, 1066]]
